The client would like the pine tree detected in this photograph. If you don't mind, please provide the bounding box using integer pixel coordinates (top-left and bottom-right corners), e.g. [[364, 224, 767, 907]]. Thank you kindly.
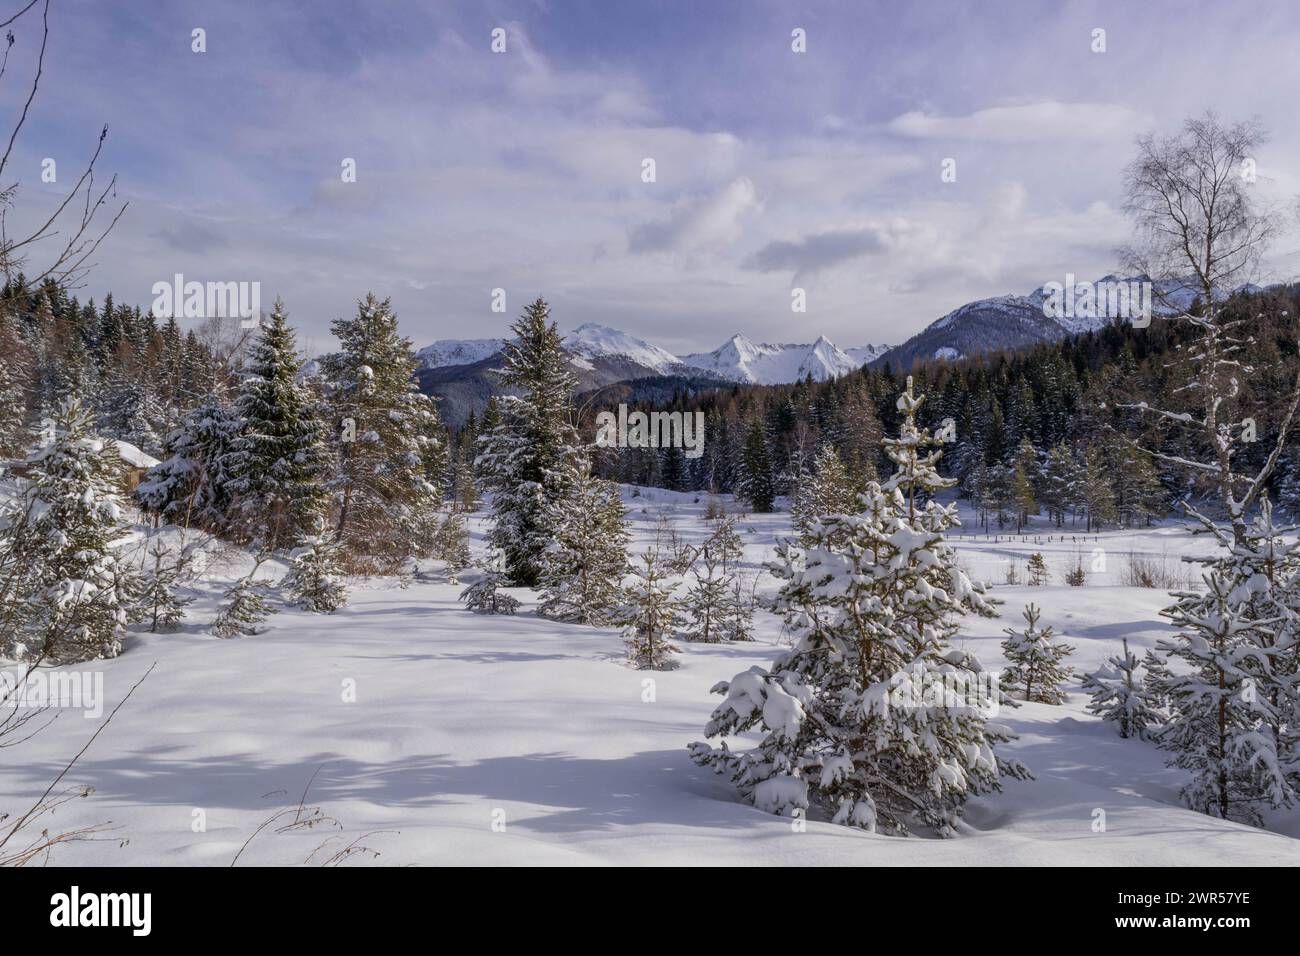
[[321, 293, 444, 572], [0, 399, 130, 662], [622, 550, 680, 669], [983, 464, 1016, 529], [720, 574, 755, 642], [703, 513, 744, 572], [98, 357, 166, 456], [1039, 444, 1079, 528], [738, 418, 775, 513], [1081, 638, 1159, 739], [791, 443, 855, 544], [1155, 504, 1295, 824], [476, 298, 586, 586], [222, 301, 330, 551], [659, 445, 687, 491], [539, 473, 629, 624], [431, 506, 472, 584], [136, 534, 193, 633], [459, 551, 521, 615], [1111, 443, 1165, 527], [1078, 447, 1116, 531], [136, 395, 240, 533], [1142, 648, 1175, 720], [0, 306, 32, 456], [179, 329, 216, 409], [679, 545, 731, 643], [451, 427, 481, 512], [281, 527, 350, 613], [1027, 552, 1049, 586], [1011, 438, 1039, 530], [212, 566, 274, 637], [964, 462, 992, 530], [1000, 604, 1075, 704], [691, 377, 1028, 835]]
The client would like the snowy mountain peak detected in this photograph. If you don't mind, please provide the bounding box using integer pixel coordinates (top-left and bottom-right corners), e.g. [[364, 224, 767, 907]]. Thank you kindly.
[[680, 333, 866, 385], [872, 274, 1275, 371], [415, 337, 506, 371], [415, 324, 887, 386], [563, 323, 682, 374]]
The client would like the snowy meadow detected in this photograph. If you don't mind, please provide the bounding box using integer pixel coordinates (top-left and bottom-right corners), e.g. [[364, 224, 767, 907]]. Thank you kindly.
[[2, 484, 1297, 867]]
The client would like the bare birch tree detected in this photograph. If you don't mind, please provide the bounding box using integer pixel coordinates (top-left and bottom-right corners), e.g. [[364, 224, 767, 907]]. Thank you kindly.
[[1117, 111, 1299, 545]]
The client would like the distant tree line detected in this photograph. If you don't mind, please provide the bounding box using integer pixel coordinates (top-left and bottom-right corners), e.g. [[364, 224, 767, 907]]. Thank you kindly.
[[531, 282, 1300, 530]]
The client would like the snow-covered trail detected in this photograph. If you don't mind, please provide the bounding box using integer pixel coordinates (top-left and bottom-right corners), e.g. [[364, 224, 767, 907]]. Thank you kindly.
[[4, 558, 1298, 866]]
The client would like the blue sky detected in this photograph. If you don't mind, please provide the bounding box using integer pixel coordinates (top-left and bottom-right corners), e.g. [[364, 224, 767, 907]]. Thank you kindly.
[[8, 0, 1300, 354]]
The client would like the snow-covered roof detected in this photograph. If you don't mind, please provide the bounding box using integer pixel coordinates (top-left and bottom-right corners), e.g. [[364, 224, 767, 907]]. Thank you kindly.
[[113, 439, 160, 470]]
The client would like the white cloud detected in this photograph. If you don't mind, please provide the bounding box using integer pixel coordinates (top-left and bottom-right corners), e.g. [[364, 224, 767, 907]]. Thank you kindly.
[[888, 101, 1150, 143], [628, 177, 758, 254]]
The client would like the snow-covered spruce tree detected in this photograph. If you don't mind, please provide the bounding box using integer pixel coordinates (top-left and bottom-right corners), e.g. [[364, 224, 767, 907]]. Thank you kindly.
[[1039, 444, 1080, 528], [1141, 647, 1175, 719], [791, 443, 855, 544], [136, 534, 193, 633], [136, 394, 240, 533], [212, 564, 274, 637], [459, 550, 521, 615], [1153, 502, 1296, 823], [539, 472, 629, 625], [623, 550, 681, 669], [737, 418, 775, 513], [691, 377, 1029, 835], [1000, 604, 1075, 704], [679, 544, 731, 643], [280, 524, 350, 613], [321, 293, 444, 573], [1081, 638, 1159, 740], [222, 301, 330, 552], [432, 506, 472, 584], [475, 298, 585, 586], [0, 399, 130, 662]]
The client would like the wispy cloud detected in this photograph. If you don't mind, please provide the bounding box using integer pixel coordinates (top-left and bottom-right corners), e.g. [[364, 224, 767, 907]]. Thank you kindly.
[[888, 101, 1150, 143], [629, 178, 758, 254]]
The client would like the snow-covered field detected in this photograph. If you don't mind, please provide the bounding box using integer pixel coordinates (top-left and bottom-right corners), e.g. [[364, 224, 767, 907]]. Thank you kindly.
[[3, 488, 1299, 866]]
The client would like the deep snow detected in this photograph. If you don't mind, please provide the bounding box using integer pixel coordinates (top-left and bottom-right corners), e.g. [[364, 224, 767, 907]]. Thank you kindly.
[[3, 488, 1298, 866]]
